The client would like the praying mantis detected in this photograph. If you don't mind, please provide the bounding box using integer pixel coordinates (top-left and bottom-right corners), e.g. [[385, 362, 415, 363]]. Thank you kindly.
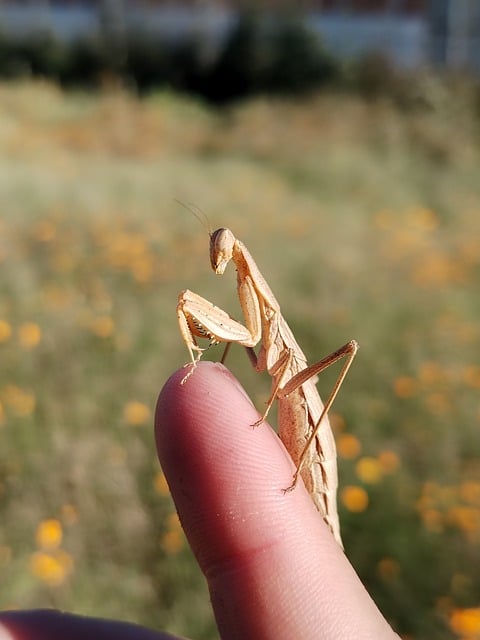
[[177, 227, 358, 547]]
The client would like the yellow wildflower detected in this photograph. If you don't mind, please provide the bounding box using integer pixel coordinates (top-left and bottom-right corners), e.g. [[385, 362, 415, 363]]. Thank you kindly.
[[355, 457, 383, 484], [18, 322, 42, 349], [132, 256, 154, 283], [411, 252, 467, 288], [337, 433, 361, 459], [167, 512, 181, 530], [393, 376, 417, 398], [161, 529, 183, 554], [460, 482, 480, 506], [341, 485, 369, 513], [449, 607, 480, 638], [2, 385, 35, 417], [60, 504, 78, 526], [418, 361, 448, 386], [29, 550, 73, 587], [377, 557, 400, 582], [463, 366, 480, 390], [154, 472, 170, 497], [123, 401, 150, 426], [0, 320, 12, 343], [378, 450, 401, 474], [420, 508, 444, 534], [406, 206, 438, 231], [161, 512, 184, 554], [89, 315, 115, 338], [447, 506, 480, 536], [34, 219, 57, 242], [50, 250, 75, 273], [35, 519, 63, 550]]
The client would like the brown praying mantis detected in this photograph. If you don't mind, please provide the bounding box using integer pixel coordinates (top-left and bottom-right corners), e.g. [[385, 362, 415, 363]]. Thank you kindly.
[[177, 227, 358, 547]]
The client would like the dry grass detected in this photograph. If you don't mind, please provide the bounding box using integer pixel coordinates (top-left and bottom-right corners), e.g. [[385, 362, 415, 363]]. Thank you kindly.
[[0, 80, 479, 639]]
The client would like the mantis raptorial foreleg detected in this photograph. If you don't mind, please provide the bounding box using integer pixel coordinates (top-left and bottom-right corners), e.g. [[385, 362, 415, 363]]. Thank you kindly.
[[177, 227, 358, 546], [177, 288, 258, 381]]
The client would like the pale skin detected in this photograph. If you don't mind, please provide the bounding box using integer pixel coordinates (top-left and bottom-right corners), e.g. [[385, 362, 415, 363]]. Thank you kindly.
[[0, 363, 400, 639], [177, 228, 358, 546]]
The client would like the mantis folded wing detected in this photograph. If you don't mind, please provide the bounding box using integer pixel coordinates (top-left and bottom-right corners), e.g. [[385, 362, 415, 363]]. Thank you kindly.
[[177, 228, 358, 547]]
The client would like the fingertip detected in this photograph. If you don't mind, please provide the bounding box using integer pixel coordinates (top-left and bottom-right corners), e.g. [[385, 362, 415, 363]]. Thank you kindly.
[[155, 361, 262, 493], [155, 361, 306, 565]]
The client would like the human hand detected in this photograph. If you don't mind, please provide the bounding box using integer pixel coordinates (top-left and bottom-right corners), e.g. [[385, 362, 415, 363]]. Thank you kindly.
[[155, 361, 399, 639], [0, 361, 399, 640]]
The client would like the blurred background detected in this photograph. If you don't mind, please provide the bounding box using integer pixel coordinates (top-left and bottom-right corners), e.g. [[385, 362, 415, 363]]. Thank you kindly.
[[0, 1, 479, 639]]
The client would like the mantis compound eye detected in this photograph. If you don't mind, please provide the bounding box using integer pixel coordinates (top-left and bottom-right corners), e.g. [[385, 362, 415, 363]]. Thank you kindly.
[[210, 228, 236, 275]]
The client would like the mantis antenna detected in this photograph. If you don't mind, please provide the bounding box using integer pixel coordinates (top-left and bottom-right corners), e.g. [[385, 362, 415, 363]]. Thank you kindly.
[[175, 200, 213, 236]]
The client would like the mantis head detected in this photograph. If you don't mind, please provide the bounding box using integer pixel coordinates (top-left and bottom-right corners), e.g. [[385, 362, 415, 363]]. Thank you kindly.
[[210, 228, 236, 275]]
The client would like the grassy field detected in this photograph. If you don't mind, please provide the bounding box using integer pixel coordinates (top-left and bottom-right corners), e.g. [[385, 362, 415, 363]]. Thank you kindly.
[[0, 79, 480, 639]]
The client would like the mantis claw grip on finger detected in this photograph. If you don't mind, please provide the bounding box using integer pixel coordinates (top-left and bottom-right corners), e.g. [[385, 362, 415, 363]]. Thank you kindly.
[[177, 227, 358, 547]]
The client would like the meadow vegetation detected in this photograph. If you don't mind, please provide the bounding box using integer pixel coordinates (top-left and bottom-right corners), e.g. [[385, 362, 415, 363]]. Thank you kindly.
[[0, 79, 479, 639]]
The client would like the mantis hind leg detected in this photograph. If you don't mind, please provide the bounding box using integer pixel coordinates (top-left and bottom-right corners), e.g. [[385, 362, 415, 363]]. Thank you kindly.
[[281, 340, 359, 491]]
